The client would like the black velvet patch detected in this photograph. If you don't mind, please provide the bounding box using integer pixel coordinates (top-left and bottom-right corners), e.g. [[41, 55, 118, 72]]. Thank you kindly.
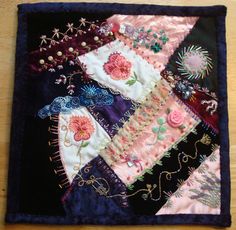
[[27, 12, 113, 51], [127, 122, 219, 215], [19, 117, 66, 215]]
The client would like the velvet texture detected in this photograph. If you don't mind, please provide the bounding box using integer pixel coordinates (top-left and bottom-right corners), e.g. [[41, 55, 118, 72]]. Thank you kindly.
[[6, 2, 230, 227], [127, 122, 219, 215]]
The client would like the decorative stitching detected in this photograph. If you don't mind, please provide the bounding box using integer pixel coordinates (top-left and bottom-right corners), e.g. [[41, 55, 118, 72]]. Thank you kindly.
[[48, 115, 70, 189], [29, 20, 115, 73], [176, 45, 213, 80], [54, 59, 94, 95], [127, 121, 200, 186], [117, 24, 169, 53], [99, 78, 171, 163]]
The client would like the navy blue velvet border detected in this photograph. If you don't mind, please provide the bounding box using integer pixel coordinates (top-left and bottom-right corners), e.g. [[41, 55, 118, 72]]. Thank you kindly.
[[6, 2, 230, 227]]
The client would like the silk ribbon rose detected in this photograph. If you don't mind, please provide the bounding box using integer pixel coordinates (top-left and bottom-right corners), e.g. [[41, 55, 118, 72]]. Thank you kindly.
[[167, 110, 184, 128]]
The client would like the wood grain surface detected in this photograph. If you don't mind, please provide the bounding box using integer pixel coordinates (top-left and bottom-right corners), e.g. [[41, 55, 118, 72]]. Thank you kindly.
[[0, 0, 235, 229]]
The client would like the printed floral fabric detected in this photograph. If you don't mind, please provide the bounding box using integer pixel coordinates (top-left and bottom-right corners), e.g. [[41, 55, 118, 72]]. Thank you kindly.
[[6, 3, 230, 227]]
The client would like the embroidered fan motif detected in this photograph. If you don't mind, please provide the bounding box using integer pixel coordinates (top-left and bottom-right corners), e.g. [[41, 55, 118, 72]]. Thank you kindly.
[[176, 45, 213, 80]]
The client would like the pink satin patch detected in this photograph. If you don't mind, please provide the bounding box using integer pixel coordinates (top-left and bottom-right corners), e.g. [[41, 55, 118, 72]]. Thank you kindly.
[[107, 15, 198, 72], [156, 148, 221, 215], [109, 93, 200, 184]]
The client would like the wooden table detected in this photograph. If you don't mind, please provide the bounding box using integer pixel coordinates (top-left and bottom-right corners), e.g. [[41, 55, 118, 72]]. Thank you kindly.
[[0, 0, 235, 229]]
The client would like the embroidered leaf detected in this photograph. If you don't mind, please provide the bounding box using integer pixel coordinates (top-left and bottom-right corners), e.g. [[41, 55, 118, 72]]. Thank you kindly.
[[192, 128, 198, 135], [163, 199, 173, 209], [145, 168, 153, 175], [159, 125, 167, 133], [164, 152, 171, 158], [152, 127, 159, 133], [157, 117, 165, 125], [153, 33, 158, 38], [156, 160, 163, 166], [81, 142, 89, 148], [174, 189, 183, 198], [137, 175, 144, 182], [125, 79, 136, 86], [133, 72, 138, 80], [179, 124, 186, 130], [172, 144, 178, 150], [145, 43, 150, 48], [158, 134, 165, 141], [209, 153, 217, 162], [147, 29, 152, 33], [127, 184, 134, 191]]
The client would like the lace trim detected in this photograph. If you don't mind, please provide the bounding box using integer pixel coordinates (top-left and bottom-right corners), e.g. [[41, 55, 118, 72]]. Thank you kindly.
[[99, 78, 171, 164]]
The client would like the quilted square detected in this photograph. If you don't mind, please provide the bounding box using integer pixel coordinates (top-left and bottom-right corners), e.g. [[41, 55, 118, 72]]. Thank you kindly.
[[6, 3, 231, 227]]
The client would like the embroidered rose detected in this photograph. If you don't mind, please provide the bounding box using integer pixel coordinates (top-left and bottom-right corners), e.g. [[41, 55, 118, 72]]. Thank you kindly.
[[103, 53, 132, 80], [167, 110, 184, 128], [69, 116, 95, 141]]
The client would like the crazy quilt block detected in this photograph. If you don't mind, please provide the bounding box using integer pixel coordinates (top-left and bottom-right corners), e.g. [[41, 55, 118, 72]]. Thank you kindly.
[[6, 3, 230, 227]]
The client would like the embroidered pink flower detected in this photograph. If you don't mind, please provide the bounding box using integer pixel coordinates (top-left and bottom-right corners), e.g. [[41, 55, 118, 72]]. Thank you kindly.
[[69, 116, 95, 141], [167, 110, 184, 128], [103, 53, 132, 80]]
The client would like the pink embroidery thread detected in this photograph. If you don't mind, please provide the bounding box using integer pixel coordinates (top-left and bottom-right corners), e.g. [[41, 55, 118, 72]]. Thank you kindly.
[[103, 52, 132, 80], [69, 116, 95, 141]]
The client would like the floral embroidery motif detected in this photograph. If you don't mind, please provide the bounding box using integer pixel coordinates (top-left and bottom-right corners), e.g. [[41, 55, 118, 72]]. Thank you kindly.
[[149, 117, 167, 145], [39, 18, 99, 51], [69, 116, 95, 142], [118, 24, 169, 54], [103, 52, 140, 86], [167, 110, 184, 128], [80, 85, 114, 107], [55, 59, 93, 95], [176, 45, 213, 80], [189, 172, 220, 208], [103, 53, 132, 80]]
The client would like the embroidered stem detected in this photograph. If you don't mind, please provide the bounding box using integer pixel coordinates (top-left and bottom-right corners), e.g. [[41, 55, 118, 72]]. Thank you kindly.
[[77, 141, 84, 156]]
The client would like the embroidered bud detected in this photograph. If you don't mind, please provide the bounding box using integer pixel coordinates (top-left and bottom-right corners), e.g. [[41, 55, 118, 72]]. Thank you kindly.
[[94, 36, 99, 41]]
